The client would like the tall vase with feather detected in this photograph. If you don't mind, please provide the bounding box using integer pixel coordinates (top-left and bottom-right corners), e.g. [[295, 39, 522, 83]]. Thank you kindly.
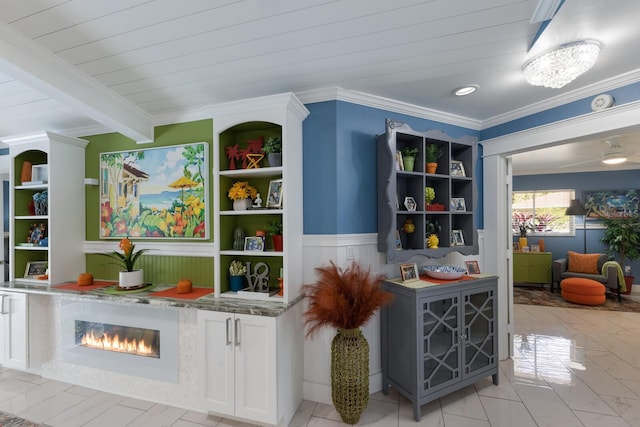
[[302, 261, 393, 424]]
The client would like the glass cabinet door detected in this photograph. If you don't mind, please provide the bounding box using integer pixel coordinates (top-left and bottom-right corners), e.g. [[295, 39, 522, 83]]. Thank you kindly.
[[462, 287, 496, 377], [420, 295, 460, 395]]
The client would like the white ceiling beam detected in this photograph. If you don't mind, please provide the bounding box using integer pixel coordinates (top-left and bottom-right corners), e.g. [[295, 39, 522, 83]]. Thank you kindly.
[[0, 21, 153, 142]]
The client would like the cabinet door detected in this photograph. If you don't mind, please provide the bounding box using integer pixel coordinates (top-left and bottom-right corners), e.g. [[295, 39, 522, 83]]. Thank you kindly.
[[234, 313, 276, 424], [198, 310, 235, 415], [419, 294, 460, 397], [462, 286, 497, 378], [0, 292, 28, 369]]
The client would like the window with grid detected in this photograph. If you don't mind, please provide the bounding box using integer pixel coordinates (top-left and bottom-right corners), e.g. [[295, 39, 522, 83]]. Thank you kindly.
[[512, 190, 575, 236]]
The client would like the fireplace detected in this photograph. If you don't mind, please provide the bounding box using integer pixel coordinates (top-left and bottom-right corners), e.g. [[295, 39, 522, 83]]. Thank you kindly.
[[63, 300, 178, 382]]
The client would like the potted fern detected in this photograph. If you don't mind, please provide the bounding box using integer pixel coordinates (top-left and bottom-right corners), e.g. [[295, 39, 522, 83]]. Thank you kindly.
[[302, 261, 393, 424], [262, 136, 282, 167]]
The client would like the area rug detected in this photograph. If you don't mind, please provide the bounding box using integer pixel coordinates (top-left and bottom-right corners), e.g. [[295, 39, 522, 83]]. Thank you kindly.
[[0, 410, 50, 426], [514, 286, 640, 312]]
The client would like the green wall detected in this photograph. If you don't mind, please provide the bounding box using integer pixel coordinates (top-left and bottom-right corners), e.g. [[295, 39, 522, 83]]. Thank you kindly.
[[83, 119, 215, 285]]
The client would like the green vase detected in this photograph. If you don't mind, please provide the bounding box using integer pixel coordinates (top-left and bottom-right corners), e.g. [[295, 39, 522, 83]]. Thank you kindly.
[[331, 328, 369, 424], [403, 156, 415, 172]]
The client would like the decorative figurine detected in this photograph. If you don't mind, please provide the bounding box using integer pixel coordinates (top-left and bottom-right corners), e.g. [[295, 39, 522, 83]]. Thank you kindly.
[[245, 261, 270, 292], [254, 193, 262, 208], [233, 226, 246, 250]]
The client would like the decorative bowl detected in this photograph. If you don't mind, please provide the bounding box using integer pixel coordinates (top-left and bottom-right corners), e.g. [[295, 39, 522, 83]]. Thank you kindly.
[[421, 265, 466, 280]]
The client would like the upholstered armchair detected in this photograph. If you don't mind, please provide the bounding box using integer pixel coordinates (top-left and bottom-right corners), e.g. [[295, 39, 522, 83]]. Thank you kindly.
[[552, 252, 621, 301]]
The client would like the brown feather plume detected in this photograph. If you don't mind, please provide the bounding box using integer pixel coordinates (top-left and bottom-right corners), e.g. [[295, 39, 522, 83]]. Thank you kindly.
[[302, 261, 393, 338]]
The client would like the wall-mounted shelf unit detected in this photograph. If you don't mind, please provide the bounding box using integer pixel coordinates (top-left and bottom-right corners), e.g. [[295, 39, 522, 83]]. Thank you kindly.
[[377, 119, 478, 262]]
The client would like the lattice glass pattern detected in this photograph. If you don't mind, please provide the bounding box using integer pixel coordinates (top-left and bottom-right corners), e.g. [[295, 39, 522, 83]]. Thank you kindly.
[[421, 296, 459, 392], [463, 289, 495, 375]]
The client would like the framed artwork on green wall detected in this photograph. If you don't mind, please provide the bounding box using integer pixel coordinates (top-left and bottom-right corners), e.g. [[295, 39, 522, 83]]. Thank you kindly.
[[99, 142, 208, 239]]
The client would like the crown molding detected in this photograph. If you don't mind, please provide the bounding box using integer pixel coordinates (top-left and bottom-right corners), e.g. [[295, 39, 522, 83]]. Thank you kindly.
[[296, 87, 482, 131], [482, 99, 640, 157], [482, 69, 640, 129]]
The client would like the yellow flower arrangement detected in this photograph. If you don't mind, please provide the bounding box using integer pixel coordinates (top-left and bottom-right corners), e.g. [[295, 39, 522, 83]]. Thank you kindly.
[[227, 181, 257, 200]]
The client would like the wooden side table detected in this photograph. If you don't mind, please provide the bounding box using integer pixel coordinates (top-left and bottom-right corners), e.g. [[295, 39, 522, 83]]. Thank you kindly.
[[513, 252, 552, 289]]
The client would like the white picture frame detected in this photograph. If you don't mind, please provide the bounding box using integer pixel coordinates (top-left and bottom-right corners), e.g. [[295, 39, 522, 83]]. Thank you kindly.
[[450, 160, 466, 177], [244, 236, 265, 252], [451, 229, 465, 246], [24, 261, 47, 279], [404, 196, 417, 211], [266, 179, 283, 208], [450, 197, 466, 211]]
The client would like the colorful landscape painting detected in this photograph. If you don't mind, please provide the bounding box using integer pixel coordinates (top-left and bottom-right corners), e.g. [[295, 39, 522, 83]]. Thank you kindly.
[[584, 189, 639, 219], [100, 143, 208, 239]]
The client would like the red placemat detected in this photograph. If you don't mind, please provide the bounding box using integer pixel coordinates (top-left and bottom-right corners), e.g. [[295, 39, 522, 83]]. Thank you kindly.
[[148, 287, 213, 300], [54, 280, 117, 292], [419, 275, 476, 285]]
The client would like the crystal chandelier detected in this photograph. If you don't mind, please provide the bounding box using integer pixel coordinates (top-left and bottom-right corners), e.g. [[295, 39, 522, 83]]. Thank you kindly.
[[523, 40, 600, 89]]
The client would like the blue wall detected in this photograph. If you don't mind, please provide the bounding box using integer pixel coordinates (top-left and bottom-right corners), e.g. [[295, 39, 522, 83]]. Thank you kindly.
[[302, 101, 480, 234], [514, 170, 640, 276]]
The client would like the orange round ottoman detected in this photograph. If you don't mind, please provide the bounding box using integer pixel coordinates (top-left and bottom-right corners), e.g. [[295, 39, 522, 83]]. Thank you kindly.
[[560, 278, 606, 305]]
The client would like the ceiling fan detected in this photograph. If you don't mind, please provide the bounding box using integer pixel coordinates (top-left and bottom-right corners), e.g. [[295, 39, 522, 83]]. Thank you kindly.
[[560, 139, 640, 168]]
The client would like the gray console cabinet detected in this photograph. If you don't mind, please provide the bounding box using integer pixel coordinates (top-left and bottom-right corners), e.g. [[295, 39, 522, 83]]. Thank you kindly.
[[381, 277, 499, 421], [377, 118, 478, 262]]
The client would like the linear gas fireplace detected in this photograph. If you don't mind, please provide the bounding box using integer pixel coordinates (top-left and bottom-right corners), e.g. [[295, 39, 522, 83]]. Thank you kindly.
[[63, 300, 178, 382]]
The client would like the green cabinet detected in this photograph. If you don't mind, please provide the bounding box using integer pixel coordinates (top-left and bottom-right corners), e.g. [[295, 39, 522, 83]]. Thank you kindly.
[[513, 252, 552, 286]]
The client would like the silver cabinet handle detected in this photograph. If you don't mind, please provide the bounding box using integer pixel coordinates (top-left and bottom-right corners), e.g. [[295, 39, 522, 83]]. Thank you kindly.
[[0, 295, 6, 315], [235, 318, 240, 346], [226, 317, 232, 345]]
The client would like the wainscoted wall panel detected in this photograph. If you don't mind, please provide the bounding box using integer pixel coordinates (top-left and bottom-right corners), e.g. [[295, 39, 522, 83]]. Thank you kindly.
[[301, 230, 485, 404]]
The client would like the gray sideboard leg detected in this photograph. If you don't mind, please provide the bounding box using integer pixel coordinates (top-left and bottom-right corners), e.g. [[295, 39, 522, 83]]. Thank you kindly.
[[492, 372, 499, 385], [413, 401, 421, 422]]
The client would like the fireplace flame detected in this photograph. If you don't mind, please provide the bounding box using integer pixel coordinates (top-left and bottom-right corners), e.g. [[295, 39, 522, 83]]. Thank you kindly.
[[80, 330, 158, 357]]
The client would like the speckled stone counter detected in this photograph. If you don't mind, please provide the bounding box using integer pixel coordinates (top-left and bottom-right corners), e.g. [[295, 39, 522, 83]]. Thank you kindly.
[[0, 281, 301, 317]]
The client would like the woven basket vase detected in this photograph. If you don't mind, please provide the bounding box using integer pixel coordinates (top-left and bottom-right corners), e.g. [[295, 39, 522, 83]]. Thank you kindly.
[[331, 328, 369, 424]]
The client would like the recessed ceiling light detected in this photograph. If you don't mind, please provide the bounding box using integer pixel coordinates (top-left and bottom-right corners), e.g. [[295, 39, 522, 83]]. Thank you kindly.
[[452, 85, 479, 96]]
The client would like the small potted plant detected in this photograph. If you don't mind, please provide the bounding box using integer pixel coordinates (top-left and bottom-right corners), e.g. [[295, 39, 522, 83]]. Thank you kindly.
[[229, 260, 247, 292], [100, 237, 150, 289], [262, 136, 282, 167], [601, 216, 640, 294], [266, 220, 283, 252], [401, 147, 419, 172], [425, 144, 443, 174], [425, 186, 435, 205], [227, 181, 257, 211]]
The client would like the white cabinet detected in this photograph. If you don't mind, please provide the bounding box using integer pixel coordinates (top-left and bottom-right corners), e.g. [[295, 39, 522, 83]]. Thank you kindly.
[[197, 303, 303, 426], [0, 291, 28, 369], [7, 132, 88, 285]]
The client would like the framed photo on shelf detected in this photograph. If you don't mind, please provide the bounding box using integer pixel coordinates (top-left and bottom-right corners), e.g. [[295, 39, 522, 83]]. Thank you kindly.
[[450, 197, 466, 211], [530, 244, 540, 252], [244, 236, 265, 252], [400, 263, 419, 282], [451, 229, 465, 246], [266, 179, 283, 208], [24, 261, 47, 279], [404, 196, 417, 211], [513, 241, 520, 251], [465, 260, 481, 274], [395, 150, 404, 171], [395, 230, 402, 250], [28, 223, 47, 245], [450, 160, 466, 177]]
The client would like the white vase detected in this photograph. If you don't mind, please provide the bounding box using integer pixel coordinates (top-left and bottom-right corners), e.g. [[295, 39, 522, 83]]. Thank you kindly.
[[233, 198, 252, 211], [119, 269, 144, 289]]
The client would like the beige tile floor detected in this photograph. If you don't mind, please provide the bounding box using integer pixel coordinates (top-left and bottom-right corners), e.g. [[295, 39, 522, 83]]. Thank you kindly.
[[2, 302, 640, 426]]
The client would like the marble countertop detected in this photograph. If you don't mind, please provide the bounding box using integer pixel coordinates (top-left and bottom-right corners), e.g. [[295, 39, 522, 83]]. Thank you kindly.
[[0, 281, 301, 317]]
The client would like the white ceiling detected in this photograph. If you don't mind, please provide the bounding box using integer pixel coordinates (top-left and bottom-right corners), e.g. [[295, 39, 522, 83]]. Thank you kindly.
[[0, 0, 640, 173]]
